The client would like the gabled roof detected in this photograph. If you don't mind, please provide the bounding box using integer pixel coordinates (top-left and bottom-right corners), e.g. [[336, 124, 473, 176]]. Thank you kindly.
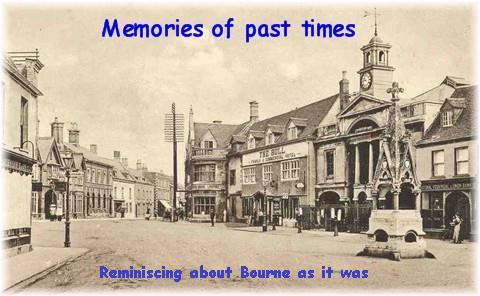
[[418, 85, 475, 145], [402, 76, 470, 106], [102, 158, 135, 182], [338, 93, 390, 118], [230, 135, 247, 144], [194, 122, 239, 148], [289, 117, 308, 127], [240, 94, 338, 147], [64, 143, 113, 168], [37, 137, 63, 166]]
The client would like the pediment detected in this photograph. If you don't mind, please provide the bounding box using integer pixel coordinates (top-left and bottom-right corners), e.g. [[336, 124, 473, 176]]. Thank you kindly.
[[339, 94, 390, 118]]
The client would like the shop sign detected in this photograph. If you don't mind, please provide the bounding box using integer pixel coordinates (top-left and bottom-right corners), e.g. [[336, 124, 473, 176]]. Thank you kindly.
[[421, 179, 473, 192], [272, 197, 281, 216], [32, 182, 43, 192], [242, 142, 308, 166], [55, 181, 67, 192]]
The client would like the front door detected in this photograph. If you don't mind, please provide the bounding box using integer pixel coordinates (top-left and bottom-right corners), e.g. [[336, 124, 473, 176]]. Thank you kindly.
[[44, 190, 57, 219]]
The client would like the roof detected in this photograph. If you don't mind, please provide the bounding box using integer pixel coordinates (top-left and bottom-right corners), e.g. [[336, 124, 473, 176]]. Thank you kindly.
[[401, 76, 470, 106], [194, 122, 239, 148], [36, 137, 55, 164], [102, 158, 135, 182], [418, 85, 475, 145], [240, 94, 338, 147], [64, 143, 113, 167]]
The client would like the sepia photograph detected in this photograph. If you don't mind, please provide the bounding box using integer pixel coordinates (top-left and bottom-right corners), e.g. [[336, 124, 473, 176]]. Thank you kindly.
[[0, 0, 477, 293]]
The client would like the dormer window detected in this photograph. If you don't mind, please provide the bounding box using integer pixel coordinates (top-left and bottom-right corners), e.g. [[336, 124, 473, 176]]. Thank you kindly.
[[287, 122, 297, 140], [265, 130, 275, 145], [247, 135, 256, 149], [442, 110, 453, 127]]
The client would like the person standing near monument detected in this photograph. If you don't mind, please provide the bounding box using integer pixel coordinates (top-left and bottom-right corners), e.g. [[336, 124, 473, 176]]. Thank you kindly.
[[452, 213, 462, 244]]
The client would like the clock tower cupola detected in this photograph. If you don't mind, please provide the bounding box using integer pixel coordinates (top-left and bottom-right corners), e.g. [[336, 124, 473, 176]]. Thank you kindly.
[[358, 14, 395, 99]]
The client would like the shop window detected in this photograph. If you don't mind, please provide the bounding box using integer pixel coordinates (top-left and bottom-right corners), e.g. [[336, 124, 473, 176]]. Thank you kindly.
[[281, 160, 300, 180], [432, 150, 445, 177], [194, 164, 216, 182], [263, 164, 273, 182], [455, 147, 469, 175], [194, 196, 215, 215], [325, 150, 335, 178], [243, 167, 256, 184]]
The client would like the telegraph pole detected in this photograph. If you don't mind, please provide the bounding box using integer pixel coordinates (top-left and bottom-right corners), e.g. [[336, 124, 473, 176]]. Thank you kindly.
[[164, 103, 184, 222]]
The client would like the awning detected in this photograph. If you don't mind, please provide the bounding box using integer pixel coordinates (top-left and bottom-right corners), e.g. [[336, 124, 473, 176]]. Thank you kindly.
[[159, 200, 172, 210]]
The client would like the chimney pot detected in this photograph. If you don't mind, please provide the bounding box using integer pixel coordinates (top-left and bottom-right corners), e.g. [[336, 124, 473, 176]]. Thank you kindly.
[[68, 122, 80, 146], [90, 144, 97, 154], [121, 158, 129, 167], [114, 151, 121, 160], [249, 101, 259, 122], [50, 117, 64, 144], [339, 71, 350, 111]]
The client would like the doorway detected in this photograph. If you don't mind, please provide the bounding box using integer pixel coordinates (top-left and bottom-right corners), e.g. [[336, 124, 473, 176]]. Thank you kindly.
[[445, 192, 470, 238], [44, 190, 57, 219]]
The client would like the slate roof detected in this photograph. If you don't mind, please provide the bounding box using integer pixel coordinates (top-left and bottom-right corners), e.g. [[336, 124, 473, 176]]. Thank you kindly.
[[102, 158, 135, 182], [418, 85, 475, 146], [194, 122, 239, 148], [401, 76, 470, 106], [64, 143, 113, 168], [239, 94, 339, 148]]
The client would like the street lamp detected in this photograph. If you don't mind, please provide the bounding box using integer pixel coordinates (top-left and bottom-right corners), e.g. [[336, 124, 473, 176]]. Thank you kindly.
[[262, 185, 267, 232], [63, 156, 74, 248]]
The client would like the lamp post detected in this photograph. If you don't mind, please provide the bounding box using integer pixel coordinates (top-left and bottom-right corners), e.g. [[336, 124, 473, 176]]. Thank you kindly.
[[63, 156, 74, 248], [262, 185, 267, 232]]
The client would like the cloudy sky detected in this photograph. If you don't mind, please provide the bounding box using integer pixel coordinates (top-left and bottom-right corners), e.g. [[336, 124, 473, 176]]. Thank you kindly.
[[5, 4, 474, 181]]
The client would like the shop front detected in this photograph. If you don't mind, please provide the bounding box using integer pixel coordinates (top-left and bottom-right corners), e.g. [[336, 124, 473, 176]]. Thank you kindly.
[[420, 177, 474, 239]]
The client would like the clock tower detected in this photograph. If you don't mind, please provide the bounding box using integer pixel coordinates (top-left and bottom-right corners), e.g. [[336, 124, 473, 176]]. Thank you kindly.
[[357, 25, 395, 99]]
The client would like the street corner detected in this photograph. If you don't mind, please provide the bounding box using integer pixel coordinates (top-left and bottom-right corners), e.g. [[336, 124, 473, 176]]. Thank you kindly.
[[4, 246, 90, 292]]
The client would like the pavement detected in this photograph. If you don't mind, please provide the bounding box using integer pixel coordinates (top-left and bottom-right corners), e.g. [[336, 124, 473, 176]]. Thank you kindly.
[[5, 219, 476, 292], [3, 246, 89, 292]]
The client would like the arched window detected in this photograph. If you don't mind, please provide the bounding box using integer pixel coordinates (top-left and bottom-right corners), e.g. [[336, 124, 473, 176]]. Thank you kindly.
[[366, 52, 372, 64], [379, 51, 385, 63]]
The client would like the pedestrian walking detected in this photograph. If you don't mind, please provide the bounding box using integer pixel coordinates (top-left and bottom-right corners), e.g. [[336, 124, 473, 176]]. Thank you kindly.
[[452, 213, 462, 244], [210, 208, 215, 227]]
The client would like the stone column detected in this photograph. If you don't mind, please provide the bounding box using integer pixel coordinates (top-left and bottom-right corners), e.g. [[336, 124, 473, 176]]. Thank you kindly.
[[394, 190, 399, 210], [355, 144, 360, 184], [372, 191, 377, 210], [368, 142, 374, 183]]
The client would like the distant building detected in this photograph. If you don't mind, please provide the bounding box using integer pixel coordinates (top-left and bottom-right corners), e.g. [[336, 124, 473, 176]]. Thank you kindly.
[[142, 169, 173, 218], [106, 151, 135, 218], [127, 165, 154, 218], [2, 51, 43, 255], [416, 85, 476, 239]]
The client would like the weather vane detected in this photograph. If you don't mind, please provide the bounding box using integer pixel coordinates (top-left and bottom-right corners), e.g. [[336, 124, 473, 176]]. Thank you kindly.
[[364, 8, 382, 36]]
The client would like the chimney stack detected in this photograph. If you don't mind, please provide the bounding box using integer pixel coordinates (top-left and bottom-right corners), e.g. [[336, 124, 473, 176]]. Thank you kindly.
[[121, 158, 129, 167], [136, 159, 142, 170], [68, 122, 80, 146], [51, 117, 64, 144], [249, 101, 259, 122], [114, 151, 121, 160], [90, 144, 97, 154], [339, 71, 350, 111]]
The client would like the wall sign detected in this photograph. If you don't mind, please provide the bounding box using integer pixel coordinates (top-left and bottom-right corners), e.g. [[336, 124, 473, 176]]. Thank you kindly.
[[242, 142, 308, 166]]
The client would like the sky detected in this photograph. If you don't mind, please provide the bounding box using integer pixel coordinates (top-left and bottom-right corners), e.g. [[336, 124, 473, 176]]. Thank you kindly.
[[4, 4, 475, 182]]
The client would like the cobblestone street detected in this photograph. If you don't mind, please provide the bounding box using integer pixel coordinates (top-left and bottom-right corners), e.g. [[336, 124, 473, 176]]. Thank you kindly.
[[21, 219, 474, 292]]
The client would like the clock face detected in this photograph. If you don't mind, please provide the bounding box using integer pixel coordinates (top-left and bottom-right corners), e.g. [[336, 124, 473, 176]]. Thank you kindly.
[[360, 72, 372, 90]]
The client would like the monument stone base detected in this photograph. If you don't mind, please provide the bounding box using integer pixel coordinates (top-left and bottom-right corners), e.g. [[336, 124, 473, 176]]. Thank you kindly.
[[358, 210, 434, 260]]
